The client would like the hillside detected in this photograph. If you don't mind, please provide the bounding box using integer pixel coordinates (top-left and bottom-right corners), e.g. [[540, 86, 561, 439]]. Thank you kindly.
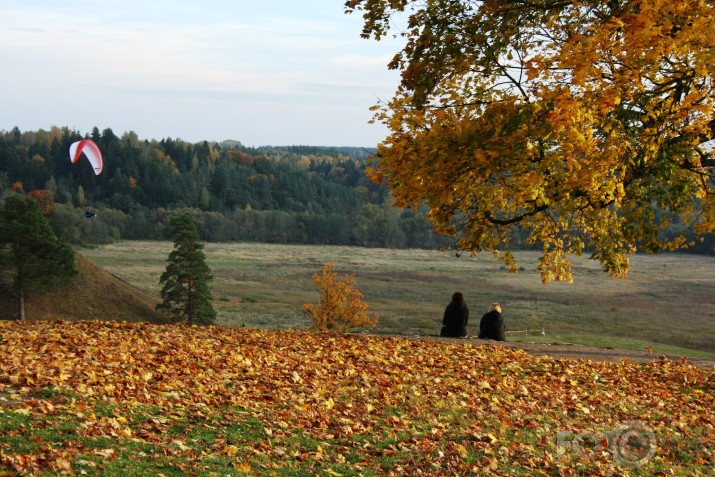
[[0, 252, 169, 324]]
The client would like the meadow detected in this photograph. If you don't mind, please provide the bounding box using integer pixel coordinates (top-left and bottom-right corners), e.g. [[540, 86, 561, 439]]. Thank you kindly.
[[2, 242, 713, 476], [81, 241, 715, 357]]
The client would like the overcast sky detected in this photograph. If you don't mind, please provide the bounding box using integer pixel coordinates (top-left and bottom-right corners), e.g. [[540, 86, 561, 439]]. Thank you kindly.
[[0, 1, 404, 147]]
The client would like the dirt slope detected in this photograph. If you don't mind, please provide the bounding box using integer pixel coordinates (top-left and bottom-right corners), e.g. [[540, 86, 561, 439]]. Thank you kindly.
[[0, 252, 170, 324]]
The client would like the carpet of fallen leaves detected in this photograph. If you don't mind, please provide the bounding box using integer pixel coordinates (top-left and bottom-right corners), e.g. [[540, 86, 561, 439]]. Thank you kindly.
[[0, 320, 712, 477]]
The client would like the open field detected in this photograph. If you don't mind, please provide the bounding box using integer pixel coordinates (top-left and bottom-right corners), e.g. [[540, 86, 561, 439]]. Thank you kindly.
[[79, 241, 715, 357]]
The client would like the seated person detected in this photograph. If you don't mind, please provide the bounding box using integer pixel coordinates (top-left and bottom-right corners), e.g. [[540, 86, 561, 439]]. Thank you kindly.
[[440, 292, 469, 338], [478, 303, 506, 341]]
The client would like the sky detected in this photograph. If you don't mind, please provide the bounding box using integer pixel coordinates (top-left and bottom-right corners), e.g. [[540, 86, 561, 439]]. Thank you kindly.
[[0, 1, 404, 147]]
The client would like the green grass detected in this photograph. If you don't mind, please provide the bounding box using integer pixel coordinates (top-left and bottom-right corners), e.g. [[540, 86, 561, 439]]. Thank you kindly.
[[81, 241, 715, 356], [0, 402, 274, 477], [0, 399, 496, 476]]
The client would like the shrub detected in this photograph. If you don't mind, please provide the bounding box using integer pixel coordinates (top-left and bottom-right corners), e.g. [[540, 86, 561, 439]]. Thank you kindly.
[[304, 263, 378, 333]]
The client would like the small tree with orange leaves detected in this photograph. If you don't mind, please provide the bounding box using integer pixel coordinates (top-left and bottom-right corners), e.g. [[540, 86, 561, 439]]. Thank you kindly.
[[26, 190, 56, 215], [304, 263, 378, 333]]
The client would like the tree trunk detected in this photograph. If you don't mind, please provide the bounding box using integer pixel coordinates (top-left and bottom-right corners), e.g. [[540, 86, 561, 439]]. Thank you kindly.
[[18, 288, 25, 320]]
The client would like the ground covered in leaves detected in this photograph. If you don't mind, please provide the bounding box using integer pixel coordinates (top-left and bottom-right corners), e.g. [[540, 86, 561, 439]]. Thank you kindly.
[[0, 321, 713, 476]]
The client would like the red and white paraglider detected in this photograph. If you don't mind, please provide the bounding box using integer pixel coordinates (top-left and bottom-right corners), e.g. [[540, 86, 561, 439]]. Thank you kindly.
[[69, 139, 103, 175], [69, 139, 103, 218]]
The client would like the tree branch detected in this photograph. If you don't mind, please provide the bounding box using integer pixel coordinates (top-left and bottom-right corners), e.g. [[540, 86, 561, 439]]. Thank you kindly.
[[484, 204, 549, 225]]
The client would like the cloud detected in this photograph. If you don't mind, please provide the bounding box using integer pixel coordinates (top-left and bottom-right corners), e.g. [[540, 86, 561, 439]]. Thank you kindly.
[[0, 1, 401, 146], [335, 53, 396, 68]]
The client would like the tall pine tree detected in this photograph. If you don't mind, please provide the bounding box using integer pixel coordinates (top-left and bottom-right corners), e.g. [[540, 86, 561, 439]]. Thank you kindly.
[[0, 194, 77, 319], [157, 213, 216, 325]]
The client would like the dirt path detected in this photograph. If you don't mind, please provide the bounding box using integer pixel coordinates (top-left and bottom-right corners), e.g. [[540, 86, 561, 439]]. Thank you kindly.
[[398, 335, 715, 369]]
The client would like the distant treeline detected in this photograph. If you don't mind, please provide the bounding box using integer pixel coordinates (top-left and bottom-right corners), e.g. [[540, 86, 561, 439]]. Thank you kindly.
[[2, 126, 712, 254], [0, 126, 453, 248]]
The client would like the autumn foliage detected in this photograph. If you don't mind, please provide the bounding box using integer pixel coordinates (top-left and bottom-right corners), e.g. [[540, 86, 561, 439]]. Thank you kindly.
[[347, 0, 715, 283], [25, 190, 55, 215], [304, 263, 378, 332], [0, 320, 712, 476]]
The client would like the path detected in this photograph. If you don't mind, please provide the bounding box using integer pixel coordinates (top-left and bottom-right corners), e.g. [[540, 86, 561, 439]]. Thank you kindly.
[[400, 335, 715, 369]]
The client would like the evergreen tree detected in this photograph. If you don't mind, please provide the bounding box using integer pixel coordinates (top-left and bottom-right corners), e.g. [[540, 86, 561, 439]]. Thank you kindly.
[[0, 194, 77, 320], [157, 213, 216, 324]]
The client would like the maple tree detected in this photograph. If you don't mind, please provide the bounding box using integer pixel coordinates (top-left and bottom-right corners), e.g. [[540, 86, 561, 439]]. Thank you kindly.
[[304, 263, 378, 332], [346, 0, 715, 282], [0, 194, 76, 320], [157, 213, 216, 324]]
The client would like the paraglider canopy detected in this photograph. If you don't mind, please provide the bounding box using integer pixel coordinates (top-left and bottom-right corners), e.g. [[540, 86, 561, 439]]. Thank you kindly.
[[69, 139, 103, 175]]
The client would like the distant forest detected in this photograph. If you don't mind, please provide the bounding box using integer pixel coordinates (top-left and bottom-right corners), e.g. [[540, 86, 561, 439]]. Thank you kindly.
[[0, 126, 456, 249], [2, 126, 712, 255]]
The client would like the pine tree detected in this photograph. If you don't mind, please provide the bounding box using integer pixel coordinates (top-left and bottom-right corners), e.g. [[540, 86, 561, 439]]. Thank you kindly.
[[0, 194, 77, 320], [157, 213, 216, 325]]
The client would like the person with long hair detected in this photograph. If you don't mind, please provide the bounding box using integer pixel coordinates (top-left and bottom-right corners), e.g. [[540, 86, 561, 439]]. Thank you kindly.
[[440, 292, 469, 338]]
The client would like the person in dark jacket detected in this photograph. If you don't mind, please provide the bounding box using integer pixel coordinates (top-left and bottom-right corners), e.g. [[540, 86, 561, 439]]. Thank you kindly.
[[440, 292, 469, 338], [478, 303, 506, 341]]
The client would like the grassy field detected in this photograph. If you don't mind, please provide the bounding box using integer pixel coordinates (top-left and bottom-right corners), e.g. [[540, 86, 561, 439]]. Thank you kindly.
[[80, 241, 715, 357]]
